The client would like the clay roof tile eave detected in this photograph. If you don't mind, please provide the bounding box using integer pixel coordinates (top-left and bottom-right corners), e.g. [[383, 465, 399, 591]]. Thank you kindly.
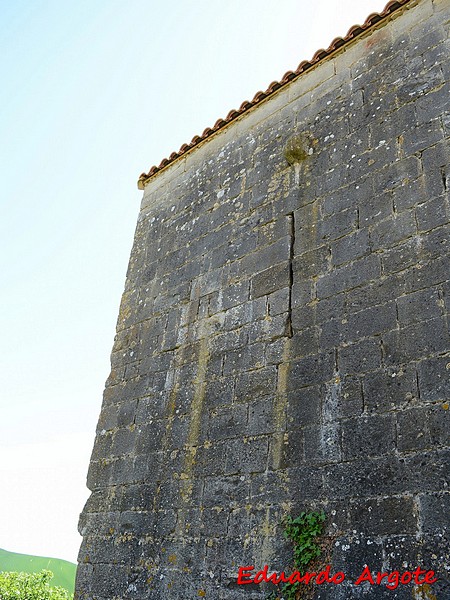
[[137, 0, 415, 190]]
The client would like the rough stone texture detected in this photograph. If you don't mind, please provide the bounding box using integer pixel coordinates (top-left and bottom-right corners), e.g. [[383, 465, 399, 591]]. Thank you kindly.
[[76, 0, 450, 598]]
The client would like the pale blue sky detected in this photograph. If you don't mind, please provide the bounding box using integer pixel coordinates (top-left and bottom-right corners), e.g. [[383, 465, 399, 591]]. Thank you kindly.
[[1, 0, 389, 563]]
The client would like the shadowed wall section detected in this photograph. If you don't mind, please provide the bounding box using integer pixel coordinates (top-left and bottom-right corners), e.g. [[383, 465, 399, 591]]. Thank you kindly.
[[76, 0, 450, 597]]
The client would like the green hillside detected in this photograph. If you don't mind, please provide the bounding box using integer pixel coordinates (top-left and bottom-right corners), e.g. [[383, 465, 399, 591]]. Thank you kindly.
[[0, 549, 76, 594]]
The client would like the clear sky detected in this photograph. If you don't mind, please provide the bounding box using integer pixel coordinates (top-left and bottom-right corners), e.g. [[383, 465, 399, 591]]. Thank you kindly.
[[1, 0, 390, 564]]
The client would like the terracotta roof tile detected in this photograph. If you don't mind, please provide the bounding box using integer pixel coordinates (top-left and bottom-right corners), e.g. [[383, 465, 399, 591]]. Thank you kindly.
[[138, 0, 415, 189]]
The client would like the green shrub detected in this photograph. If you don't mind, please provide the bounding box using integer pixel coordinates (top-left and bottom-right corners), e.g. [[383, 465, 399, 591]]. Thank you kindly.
[[0, 570, 72, 600]]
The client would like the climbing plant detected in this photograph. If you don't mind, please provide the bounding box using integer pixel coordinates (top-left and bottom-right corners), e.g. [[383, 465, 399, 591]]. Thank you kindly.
[[268, 510, 326, 600]]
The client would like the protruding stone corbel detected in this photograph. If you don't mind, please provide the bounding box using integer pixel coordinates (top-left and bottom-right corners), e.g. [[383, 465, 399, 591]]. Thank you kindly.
[[284, 133, 314, 185]]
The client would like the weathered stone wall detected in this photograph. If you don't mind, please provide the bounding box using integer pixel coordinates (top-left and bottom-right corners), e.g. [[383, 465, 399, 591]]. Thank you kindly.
[[76, 0, 450, 598]]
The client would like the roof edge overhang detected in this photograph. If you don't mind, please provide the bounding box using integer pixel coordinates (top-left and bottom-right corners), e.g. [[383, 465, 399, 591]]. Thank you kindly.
[[137, 0, 416, 190]]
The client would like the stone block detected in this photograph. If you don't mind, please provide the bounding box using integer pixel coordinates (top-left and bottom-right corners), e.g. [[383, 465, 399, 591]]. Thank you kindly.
[[382, 317, 448, 365], [293, 245, 329, 280], [341, 414, 396, 459], [363, 367, 418, 413], [370, 210, 417, 251], [417, 355, 450, 401], [250, 262, 290, 298], [288, 351, 335, 389], [331, 229, 370, 266], [317, 254, 381, 298], [416, 195, 449, 232], [208, 404, 248, 441], [338, 337, 381, 375], [418, 492, 450, 534], [348, 496, 417, 536], [247, 397, 276, 435], [396, 288, 442, 325]]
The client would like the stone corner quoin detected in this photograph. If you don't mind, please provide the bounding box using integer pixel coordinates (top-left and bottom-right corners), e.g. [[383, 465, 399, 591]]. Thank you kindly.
[[75, 0, 450, 598]]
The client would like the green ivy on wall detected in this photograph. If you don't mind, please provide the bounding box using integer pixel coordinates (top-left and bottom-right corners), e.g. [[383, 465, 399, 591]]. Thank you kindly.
[[268, 510, 326, 600]]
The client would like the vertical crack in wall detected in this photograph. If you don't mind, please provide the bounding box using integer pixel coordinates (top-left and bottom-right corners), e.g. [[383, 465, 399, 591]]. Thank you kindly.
[[261, 214, 297, 564], [441, 166, 448, 192], [271, 211, 296, 473], [286, 212, 295, 338]]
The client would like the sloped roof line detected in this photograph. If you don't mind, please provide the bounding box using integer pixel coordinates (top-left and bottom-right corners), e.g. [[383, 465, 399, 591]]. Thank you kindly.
[[138, 0, 414, 189]]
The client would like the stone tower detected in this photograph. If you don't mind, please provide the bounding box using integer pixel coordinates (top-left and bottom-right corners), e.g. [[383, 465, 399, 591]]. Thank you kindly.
[[76, 0, 450, 597]]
